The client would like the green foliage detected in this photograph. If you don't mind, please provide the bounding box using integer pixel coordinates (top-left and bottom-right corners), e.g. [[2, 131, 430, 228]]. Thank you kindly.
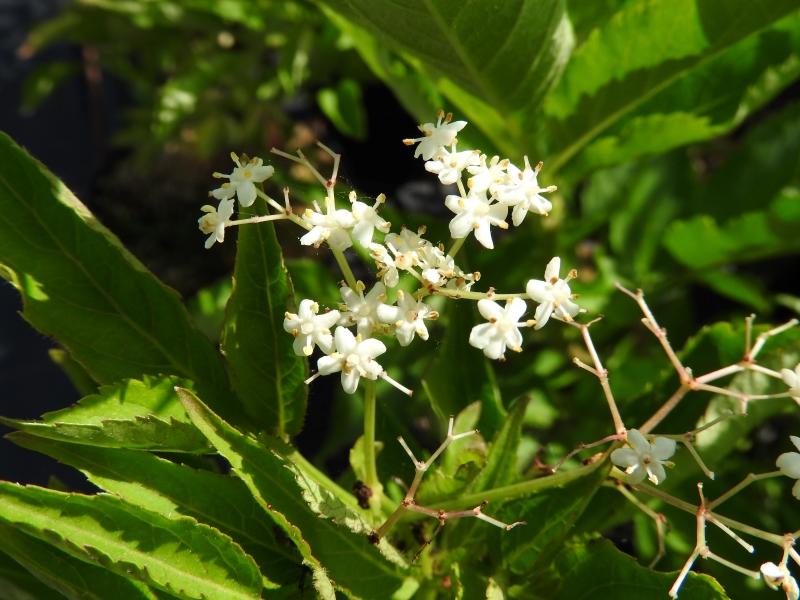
[[0, 526, 159, 600], [0, 133, 243, 428], [0, 483, 263, 600], [0, 376, 208, 453], [423, 300, 504, 437], [541, 537, 729, 599], [3, 0, 800, 597], [7, 434, 304, 587], [222, 200, 307, 436], [176, 388, 410, 599]]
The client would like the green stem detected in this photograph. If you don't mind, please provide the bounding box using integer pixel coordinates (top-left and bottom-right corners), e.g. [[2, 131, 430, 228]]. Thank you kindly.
[[430, 459, 607, 510], [331, 247, 359, 290], [447, 237, 467, 259], [363, 381, 379, 493]]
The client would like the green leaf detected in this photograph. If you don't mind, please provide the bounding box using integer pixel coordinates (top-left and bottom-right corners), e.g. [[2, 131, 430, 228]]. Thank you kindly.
[[320, 0, 571, 113], [0, 545, 64, 600], [0, 376, 209, 453], [48, 348, 98, 396], [176, 388, 410, 599], [8, 433, 303, 588], [187, 278, 232, 341], [663, 208, 800, 270], [544, 537, 729, 599], [0, 483, 263, 600], [0, 525, 157, 600], [0, 133, 240, 427], [466, 396, 528, 494], [566, 15, 800, 174], [317, 79, 368, 139], [322, 0, 573, 156], [497, 465, 607, 574], [422, 301, 504, 438], [545, 0, 800, 172], [221, 200, 307, 437]]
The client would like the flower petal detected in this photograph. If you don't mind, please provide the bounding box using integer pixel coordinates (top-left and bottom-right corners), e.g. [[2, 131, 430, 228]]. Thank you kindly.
[[777, 451, 800, 479], [238, 182, 257, 207], [651, 437, 677, 461]]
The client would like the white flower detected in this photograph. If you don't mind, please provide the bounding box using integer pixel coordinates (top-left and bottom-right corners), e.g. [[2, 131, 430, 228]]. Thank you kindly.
[[385, 227, 428, 271], [283, 300, 341, 356], [299, 205, 355, 251], [403, 112, 467, 160], [469, 298, 528, 360], [198, 198, 235, 249], [781, 365, 800, 403], [417, 244, 455, 286], [377, 290, 437, 346], [494, 157, 556, 226], [339, 282, 387, 337], [211, 153, 274, 208], [776, 436, 800, 499], [316, 327, 386, 394], [349, 192, 390, 246], [445, 190, 508, 249], [424, 147, 480, 185], [761, 562, 800, 600], [368, 243, 400, 288], [467, 155, 510, 195], [611, 429, 676, 485], [525, 257, 581, 329]]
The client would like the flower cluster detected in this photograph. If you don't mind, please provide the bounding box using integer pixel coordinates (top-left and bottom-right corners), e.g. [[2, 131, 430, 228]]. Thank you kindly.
[[196, 114, 800, 600], [405, 111, 557, 249]]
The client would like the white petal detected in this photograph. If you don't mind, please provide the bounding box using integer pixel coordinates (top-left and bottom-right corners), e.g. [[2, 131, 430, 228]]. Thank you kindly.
[[449, 213, 473, 239], [358, 338, 387, 360], [317, 355, 341, 375], [626, 429, 650, 454], [333, 327, 356, 354], [315, 332, 334, 354], [473, 220, 495, 249], [533, 302, 554, 330], [251, 165, 274, 181], [477, 299, 504, 321], [777, 452, 800, 479], [511, 203, 528, 227], [544, 257, 561, 281], [526, 280, 550, 303], [506, 297, 527, 322], [625, 465, 647, 485], [341, 370, 360, 394], [237, 182, 257, 207], [316, 310, 341, 329], [352, 221, 374, 246], [469, 323, 494, 349], [611, 448, 639, 469], [792, 435, 800, 453], [651, 437, 677, 461]]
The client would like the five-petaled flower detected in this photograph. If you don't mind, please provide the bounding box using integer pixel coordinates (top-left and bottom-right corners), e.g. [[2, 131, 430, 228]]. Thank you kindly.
[[378, 290, 437, 346], [469, 297, 528, 360], [404, 111, 467, 160], [445, 189, 508, 249], [611, 429, 676, 485], [316, 327, 386, 394], [526, 257, 581, 329], [283, 300, 341, 356], [198, 198, 235, 249], [777, 436, 800, 500], [211, 152, 274, 207]]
